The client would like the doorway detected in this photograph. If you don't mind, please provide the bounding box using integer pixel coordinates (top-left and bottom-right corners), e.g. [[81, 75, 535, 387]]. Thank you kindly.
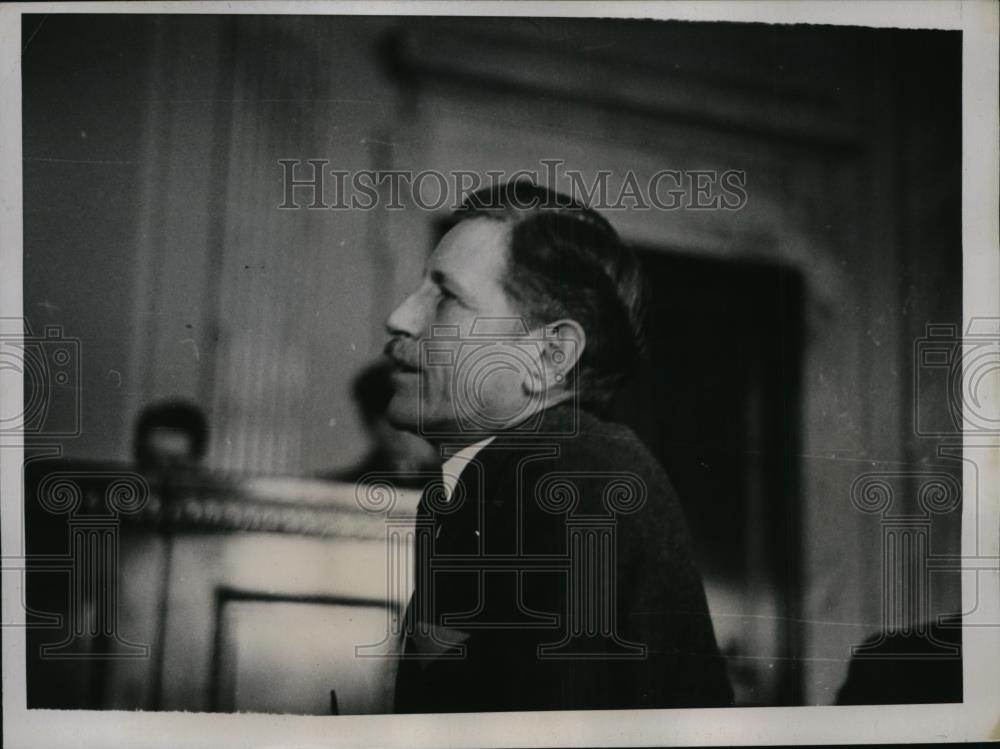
[[610, 248, 805, 706]]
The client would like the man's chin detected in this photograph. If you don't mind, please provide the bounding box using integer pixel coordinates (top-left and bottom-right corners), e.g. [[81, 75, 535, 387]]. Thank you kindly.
[[386, 400, 458, 441], [384, 403, 419, 434]]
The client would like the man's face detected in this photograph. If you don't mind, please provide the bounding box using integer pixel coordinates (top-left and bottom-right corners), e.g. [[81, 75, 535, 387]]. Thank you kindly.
[[384, 218, 538, 437]]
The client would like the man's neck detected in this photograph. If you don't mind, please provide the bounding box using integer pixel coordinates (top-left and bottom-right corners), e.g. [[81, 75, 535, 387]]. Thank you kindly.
[[425, 392, 578, 461]]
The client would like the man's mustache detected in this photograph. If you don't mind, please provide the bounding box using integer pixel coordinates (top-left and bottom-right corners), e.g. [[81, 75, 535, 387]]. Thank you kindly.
[[384, 338, 421, 371]]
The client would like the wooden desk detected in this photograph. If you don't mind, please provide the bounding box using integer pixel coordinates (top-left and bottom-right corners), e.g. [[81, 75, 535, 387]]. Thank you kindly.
[[25, 460, 420, 715]]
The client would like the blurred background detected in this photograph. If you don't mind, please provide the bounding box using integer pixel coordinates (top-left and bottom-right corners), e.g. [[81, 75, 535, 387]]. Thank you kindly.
[[20, 14, 963, 713]]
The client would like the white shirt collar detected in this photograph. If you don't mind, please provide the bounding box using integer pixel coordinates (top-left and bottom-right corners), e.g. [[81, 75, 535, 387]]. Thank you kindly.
[[440, 436, 495, 502]]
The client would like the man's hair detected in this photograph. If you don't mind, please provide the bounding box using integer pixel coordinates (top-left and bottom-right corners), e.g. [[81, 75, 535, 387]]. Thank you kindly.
[[133, 399, 209, 464], [453, 180, 647, 410]]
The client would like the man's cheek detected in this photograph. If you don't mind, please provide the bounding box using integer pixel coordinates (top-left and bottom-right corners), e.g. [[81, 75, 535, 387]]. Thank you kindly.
[[485, 369, 529, 415], [457, 366, 524, 423], [425, 367, 452, 419]]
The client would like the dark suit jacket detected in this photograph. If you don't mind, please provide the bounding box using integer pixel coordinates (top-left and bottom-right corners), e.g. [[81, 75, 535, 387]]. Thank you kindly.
[[394, 402, 733, 713]]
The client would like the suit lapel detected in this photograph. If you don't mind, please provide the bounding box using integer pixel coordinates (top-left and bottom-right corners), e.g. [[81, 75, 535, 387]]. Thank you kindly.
[[430, 446, 487, 555]]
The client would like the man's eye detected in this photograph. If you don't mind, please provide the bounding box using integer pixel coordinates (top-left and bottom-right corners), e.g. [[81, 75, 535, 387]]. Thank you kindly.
[[438, 287, 457, 303]]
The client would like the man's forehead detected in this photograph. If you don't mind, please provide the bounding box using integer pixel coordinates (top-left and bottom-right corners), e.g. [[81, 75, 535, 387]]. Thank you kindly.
[[429, 217, 509, 277]]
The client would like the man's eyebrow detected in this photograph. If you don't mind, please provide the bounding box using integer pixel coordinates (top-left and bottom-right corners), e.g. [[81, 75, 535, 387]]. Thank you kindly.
[[429, 269, 470, 299]]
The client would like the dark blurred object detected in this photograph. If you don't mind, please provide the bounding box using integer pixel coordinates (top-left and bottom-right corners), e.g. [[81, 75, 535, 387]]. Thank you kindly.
[[836, 614, 962, 705], [133, 399, 209, 473], [320, 359, 437, 488]]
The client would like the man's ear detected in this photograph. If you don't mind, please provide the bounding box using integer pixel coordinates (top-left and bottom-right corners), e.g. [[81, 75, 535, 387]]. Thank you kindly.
[[524, 318, 586, 394]]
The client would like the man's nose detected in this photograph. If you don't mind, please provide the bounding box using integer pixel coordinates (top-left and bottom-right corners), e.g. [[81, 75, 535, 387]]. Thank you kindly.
[[385, 290, 425, 339]]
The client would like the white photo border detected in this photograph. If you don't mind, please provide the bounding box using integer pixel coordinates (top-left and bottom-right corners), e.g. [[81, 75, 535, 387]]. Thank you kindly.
[[1, 1, 997, 746]]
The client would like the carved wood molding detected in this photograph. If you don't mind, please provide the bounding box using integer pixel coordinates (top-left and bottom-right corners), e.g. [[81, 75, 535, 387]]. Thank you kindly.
[[25, 462, 412, 542], [124, 493, 397, 541]]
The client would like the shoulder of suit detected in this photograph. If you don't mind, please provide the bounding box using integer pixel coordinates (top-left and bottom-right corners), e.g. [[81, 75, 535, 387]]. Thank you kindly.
[[483, 406, 676, 500], [526, 409, 674, 505], [561, 408, 661, 464], [562, 412, 696, 554], [485, 409, 691, 547]]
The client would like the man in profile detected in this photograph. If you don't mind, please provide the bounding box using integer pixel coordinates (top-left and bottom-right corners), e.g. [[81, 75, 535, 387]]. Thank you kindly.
[[384, 181, 732, 712]]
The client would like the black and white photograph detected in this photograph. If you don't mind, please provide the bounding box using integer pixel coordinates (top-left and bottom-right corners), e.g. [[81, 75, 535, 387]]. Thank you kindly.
[[1, 2, 998, 747]]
